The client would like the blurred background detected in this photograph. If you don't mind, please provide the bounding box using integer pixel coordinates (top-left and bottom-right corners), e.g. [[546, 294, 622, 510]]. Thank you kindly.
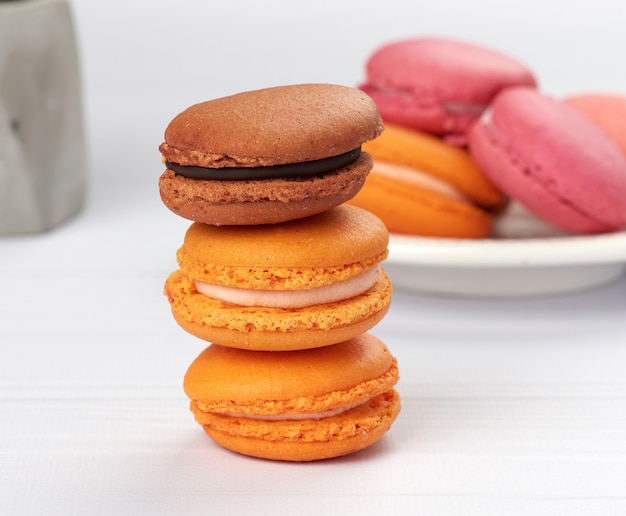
[[71, 0, 626, 186]]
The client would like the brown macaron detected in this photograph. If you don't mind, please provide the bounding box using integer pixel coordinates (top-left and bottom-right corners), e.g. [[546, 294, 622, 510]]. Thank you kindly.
[[159, 84, 384, 225]]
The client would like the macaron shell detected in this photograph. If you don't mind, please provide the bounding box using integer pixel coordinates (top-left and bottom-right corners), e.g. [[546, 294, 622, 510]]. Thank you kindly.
[[564, 93, 626, 158], [158, 153, 373, 226], [177, 204, 389, 290], [193, 360, 398, 417], [164, 268, 392, 350], [469, 87, 626, 234], [361, 37, 537, 141], [196, 389, 401, 462], [349, 169, 493, 238], [161, 84, 383, 166], [362, 123, 504, 208], [184, 334, 395, 402]]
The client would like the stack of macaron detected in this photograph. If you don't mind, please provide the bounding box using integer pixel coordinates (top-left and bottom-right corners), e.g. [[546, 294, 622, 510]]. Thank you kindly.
[[350, 36, 626, 238], [158, 84, 401, 461]]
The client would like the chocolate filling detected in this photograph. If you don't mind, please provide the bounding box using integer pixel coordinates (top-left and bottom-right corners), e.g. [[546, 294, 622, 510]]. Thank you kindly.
[[166, 147, 361, 180]]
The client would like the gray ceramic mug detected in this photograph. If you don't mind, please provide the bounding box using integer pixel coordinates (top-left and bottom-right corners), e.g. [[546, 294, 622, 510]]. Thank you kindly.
[[0, 0, 87, 234]]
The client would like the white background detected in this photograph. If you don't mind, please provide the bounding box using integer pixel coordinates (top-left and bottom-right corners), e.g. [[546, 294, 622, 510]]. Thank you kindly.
[[74, 0, 626, 184], [2, 1, 626, 515]]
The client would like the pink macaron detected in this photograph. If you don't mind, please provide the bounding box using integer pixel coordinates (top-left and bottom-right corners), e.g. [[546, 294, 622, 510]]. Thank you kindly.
[[468, 86, 626, 235], [564, 93, 626, 158], [359, 37, 537, 145]]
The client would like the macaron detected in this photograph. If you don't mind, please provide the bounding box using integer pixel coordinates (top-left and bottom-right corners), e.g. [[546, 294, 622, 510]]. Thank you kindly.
[[564, 93, 626, 157], [159, 84, 383, 225], [349, 123, 504, 238], [469, 87, 626, 234], [164, 204, 392, 351], [360, 37, 537, 145], [183, 333, 401, 462], [490, 200, 569, 239]]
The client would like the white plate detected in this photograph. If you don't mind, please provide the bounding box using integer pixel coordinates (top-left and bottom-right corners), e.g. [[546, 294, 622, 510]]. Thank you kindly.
[[385, 231, 626, 297]]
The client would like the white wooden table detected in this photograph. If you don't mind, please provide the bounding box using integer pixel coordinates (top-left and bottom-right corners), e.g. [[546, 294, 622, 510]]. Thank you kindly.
[[2, 168, 625, 515]]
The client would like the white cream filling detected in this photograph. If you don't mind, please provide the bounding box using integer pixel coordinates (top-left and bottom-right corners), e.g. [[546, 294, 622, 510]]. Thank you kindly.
[[195, 266, 380, 309], [369, 84, 486, 115], [443, 101, 488, 115], [373, 160, 470, 202], [220, 400, 369, 421]]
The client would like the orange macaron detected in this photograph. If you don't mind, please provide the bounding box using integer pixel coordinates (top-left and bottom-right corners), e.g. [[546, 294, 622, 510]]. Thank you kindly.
[[164, 204, 392, 351], [349, 123, 505, 237], [183, 333, 401, 461], [564, 92, 626, 158]]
